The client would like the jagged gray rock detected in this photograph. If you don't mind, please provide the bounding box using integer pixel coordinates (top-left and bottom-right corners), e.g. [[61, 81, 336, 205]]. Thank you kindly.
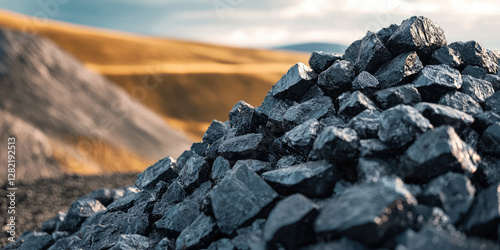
[[401, 126, 480, 182], [461, 75, 495, 103], [438, 91, 483, 116], [413, 64, 463, 102], [309, 51, 341, 73], [314, 177, 417, 246], [414, 102, 474, 131], [374, 51, 424, 89], [387, 16, 447, 58], [355, 31, 392, 73], [377, 105, 433, 148], [317, 60, 356, 95], [270, 63, 317, 101], [374, 84, 422, 109], [210, 165, 278, 234], [311, 126, 360, 163], [262, 161, 340, 198], [264, 194, 318, 247]]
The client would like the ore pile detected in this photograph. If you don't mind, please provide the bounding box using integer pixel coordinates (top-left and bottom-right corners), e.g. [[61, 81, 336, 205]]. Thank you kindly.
[[6, 16, 500, 250]]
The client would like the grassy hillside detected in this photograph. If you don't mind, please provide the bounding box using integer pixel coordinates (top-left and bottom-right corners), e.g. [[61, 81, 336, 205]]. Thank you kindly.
[[0, 10, 309, 138]]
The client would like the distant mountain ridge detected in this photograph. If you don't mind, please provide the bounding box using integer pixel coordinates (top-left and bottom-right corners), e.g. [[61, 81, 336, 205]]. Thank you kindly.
[[273, 42, 347, 54]]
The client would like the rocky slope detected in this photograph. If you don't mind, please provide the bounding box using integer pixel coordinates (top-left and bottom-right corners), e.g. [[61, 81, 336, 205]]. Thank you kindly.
[[5, 16, 500, 249], [0, 28, 192, 185]]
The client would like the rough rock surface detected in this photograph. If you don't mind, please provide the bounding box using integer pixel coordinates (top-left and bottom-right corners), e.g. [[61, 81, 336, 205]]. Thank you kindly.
[[9, 16, 500, 250]]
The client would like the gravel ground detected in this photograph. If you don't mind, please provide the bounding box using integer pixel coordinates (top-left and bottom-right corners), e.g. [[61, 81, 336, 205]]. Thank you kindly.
[[0, 173, 138, 247]]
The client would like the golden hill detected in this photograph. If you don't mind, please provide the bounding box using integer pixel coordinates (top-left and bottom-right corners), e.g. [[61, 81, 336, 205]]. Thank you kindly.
[[0, 10, 309, 139]]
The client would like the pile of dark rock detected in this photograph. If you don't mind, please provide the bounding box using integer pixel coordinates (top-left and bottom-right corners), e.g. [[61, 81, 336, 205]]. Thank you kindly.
[[6, 16, 500, 250]]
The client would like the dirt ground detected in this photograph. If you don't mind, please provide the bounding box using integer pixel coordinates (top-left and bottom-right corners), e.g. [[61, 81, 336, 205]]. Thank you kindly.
[[0, 173, 138, 247]]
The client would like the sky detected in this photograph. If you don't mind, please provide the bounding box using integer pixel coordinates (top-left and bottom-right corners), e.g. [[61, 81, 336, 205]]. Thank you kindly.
[[0, 0, 499, 49]]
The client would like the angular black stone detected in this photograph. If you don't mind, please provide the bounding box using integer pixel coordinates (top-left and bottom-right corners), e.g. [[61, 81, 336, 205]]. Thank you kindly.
[[342, 39, 361, 63], [311, 126, 360, 162], [374, 84, 422, 109], [106, 190, 141, 213], [176, 214, 217, 250], [374, 51, 424, 89], [355, 31, 392, 73], [109, 234, 149, 250], [233, 159, 272, 175], [255, 91, 280, 117], [349, 109, 380, 139], [462, 183, 500, 238], [314, 177, 417, 246], [402, 126, 480, 182], [218, 133, 267, 160], [263, 194, 318, 247], [126, 190, 156, 215], [276, 155, 303, 168], [152, 180, 186, 218], [270, 63, 317, 101], [211, 156, 231, 182], [266, 99, 295, 135], [229, 101, 255, 135], [176, 150, 194, 173], [58, 198, 105, 233], [387, 16, 447, 58], [47, 236, 81, 250], [282, 119, 321, 156], [414, 102, 474, 131], [462, 65, 487, 79], [377, 24, 399, 44], [449, 41, 499, 74], [431, 45, 463, 67], [461, 75, 494, 104], [155, 199, 200, 236], [338, 91, 378, 119], [485, 74, 500, 91], [82, 211, 150, 249], [190, 142, 208, 156], [210, 164, 278, 234], [203, 120, 230, 144], [377, 104, 433, 148], [282, 96, 333, 129], [308, 51, 341, 73], [317, 60, 355, 95], [179, 154, 210, 192], [418, 172, 475, 224], [484, 92, 500, 115], [135, 156, 177, 190], [352, 71, 379, 96], [301, 84, 325, 102], [438, 91, 483, 116], [413, 64, 463, 102], [262, 161, 340, 198], [478, 123, 500, 155]]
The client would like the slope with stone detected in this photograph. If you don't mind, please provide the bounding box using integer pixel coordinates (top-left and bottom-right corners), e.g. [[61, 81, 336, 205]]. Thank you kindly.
[[6, 16, 500, 250], [0, 28, 191, 185]]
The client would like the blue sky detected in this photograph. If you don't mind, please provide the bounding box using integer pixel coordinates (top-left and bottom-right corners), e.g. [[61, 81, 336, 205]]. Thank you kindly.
[[1, 0, 499, 49]]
